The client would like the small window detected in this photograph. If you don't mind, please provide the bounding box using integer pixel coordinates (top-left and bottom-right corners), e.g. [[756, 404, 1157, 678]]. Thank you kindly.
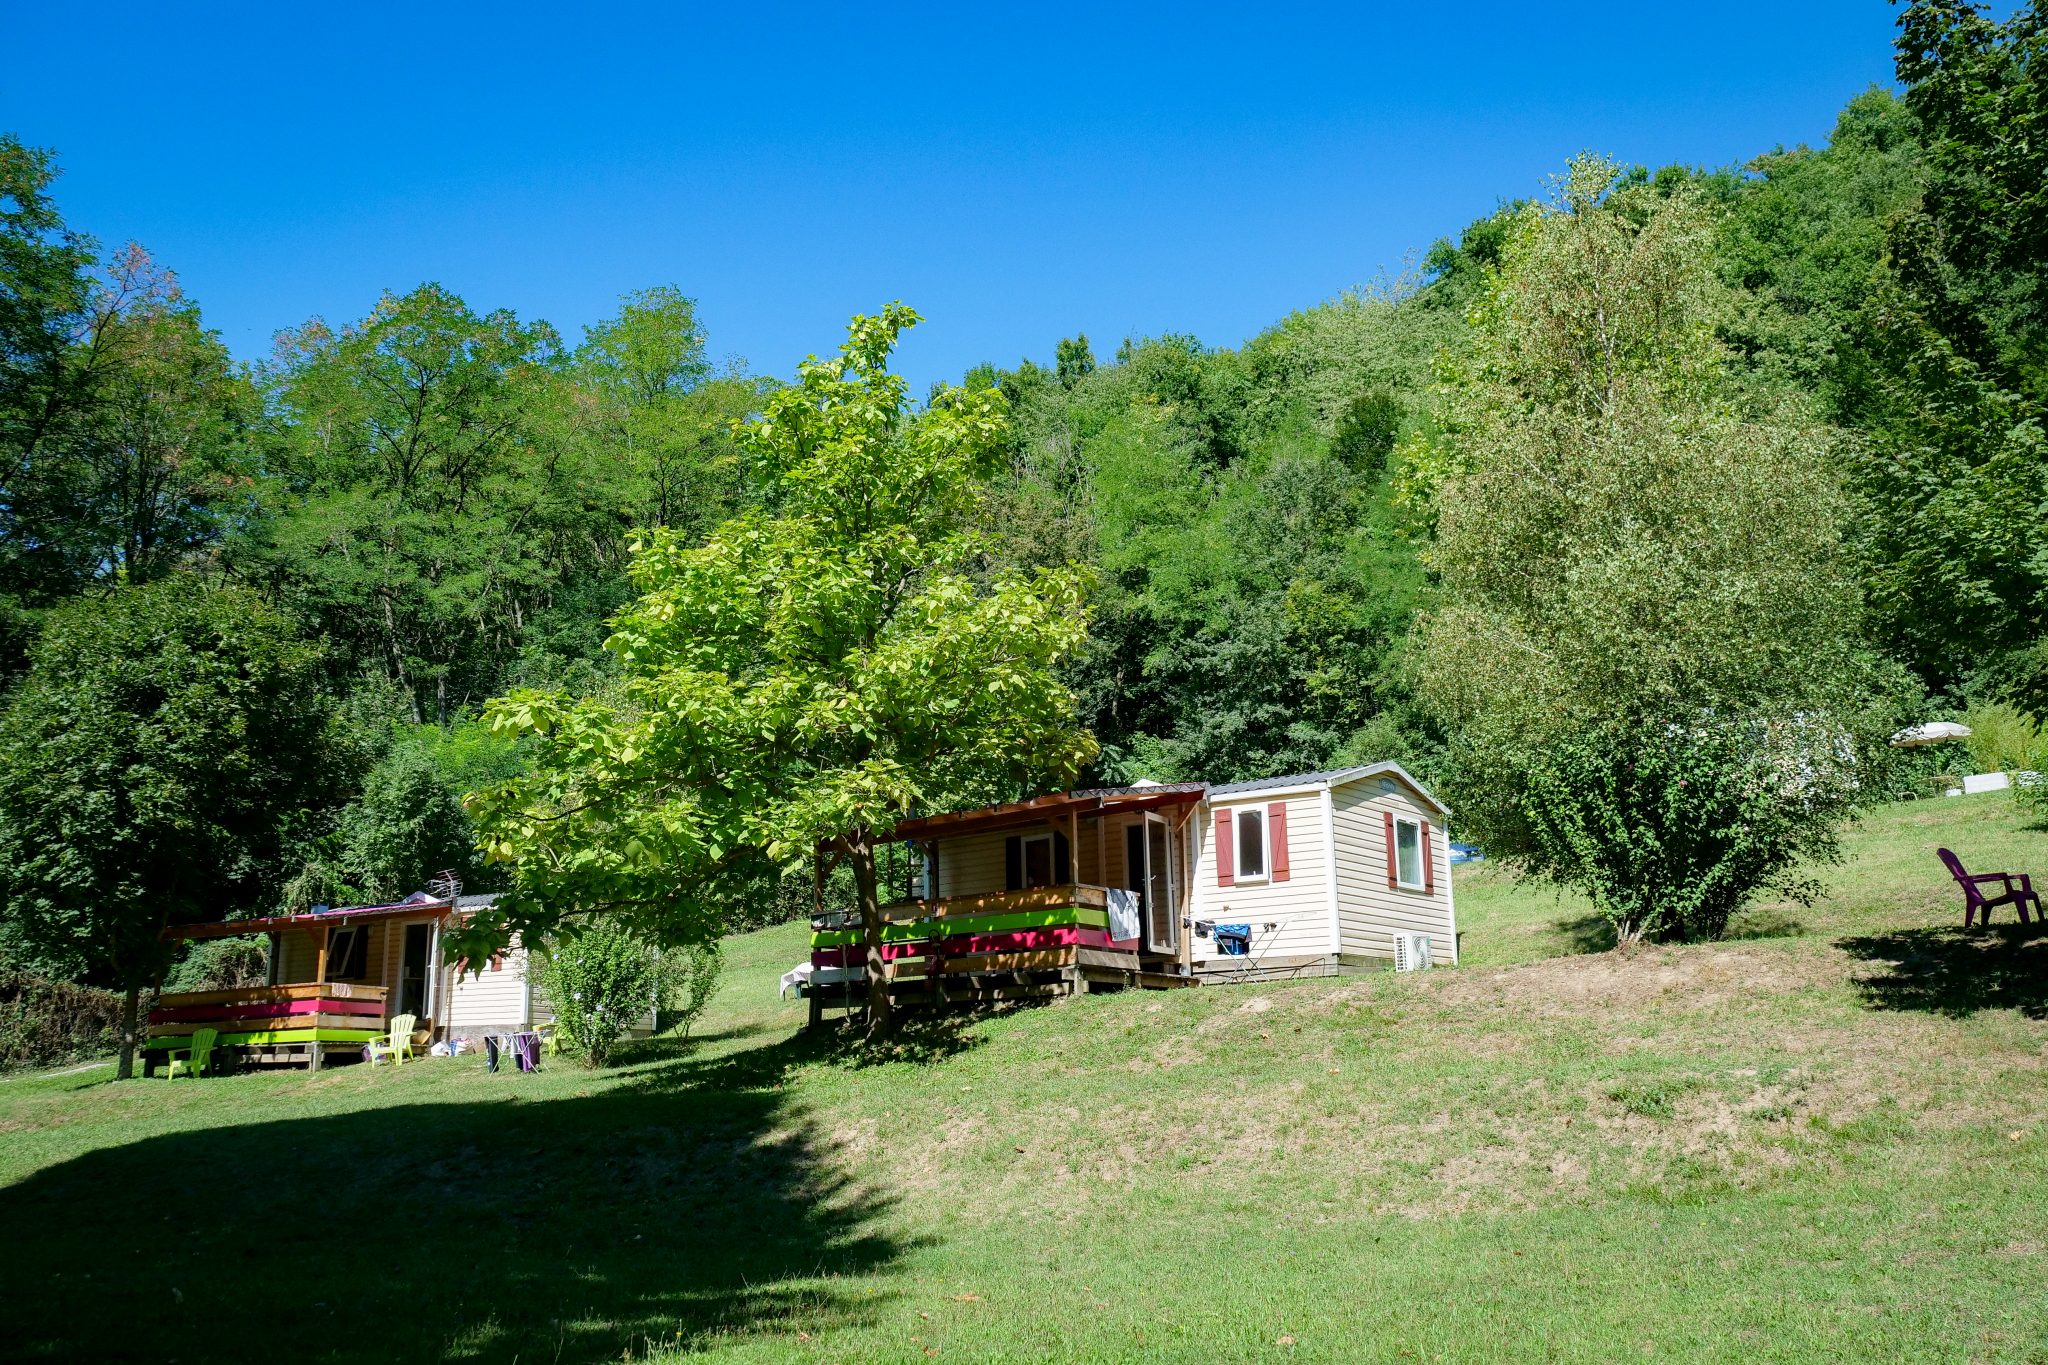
[[326, 925, 370, 980], [1235, 807, 1267, 881], [1021, 834, 1055, 889], [1394, 817, 1425, 890]]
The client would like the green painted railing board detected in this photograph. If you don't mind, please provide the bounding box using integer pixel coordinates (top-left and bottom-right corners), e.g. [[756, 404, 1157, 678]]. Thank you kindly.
[[812, 904, 1107, 948], [143, 1027, 383, 1050]]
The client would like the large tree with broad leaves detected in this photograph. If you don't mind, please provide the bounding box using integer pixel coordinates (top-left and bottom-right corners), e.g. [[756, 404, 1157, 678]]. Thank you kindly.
[[466, 306, 1095, 1033]]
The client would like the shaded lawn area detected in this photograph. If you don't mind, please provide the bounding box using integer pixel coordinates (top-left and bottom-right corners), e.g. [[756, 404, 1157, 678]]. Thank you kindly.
[[2, 795, 2046, 1362], [0, 1027, 910, 1362]]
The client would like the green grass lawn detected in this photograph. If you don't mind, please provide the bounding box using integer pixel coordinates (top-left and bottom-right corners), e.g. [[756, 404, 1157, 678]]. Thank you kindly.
[[3, 794, 2046, 1363]]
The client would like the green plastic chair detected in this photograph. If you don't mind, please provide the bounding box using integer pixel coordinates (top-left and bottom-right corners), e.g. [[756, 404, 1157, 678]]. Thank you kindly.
[[366, 1013, 418, 1067], [167, 1027, 218, 1079]]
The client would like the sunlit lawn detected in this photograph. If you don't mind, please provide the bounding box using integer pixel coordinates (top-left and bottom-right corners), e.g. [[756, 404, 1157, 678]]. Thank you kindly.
[[2, 794, 2045, 1362]]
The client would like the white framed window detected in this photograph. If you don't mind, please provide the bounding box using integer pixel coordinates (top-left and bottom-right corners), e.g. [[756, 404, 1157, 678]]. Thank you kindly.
[[1233, 807, 1268, 883], [1393, 816, 1426, 890]]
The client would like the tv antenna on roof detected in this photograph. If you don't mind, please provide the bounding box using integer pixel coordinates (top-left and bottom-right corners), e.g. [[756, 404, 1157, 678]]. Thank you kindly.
[[427, 870, 462, 904]]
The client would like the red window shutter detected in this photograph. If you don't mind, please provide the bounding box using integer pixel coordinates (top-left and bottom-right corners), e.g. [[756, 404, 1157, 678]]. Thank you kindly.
[[1214, 809, 1235, 887], [1421, 820, 1434, 893], [1383, 810, 1398, 889], [1268, 802, 1290, 881], [490, 952, 504, 973]]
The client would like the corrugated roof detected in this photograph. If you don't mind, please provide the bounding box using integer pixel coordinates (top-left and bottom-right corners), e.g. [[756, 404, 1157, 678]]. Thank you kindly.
[[1071, 782, 1206, 798], [1209, 762, 1452, 816], [1207, 767, 1374, 796]]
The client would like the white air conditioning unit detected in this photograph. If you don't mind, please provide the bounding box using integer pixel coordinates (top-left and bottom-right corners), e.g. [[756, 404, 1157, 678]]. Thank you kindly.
[[1393, 932, 1434, 973]]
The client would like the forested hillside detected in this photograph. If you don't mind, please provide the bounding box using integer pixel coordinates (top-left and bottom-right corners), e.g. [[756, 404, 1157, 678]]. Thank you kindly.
[[2, 2, 2044, 987]]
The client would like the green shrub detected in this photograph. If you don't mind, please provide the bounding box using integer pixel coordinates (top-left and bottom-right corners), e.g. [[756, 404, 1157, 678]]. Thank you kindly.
[[655, 943, 723, 1039], [162, 936, 269, 994], [1961, 702, 2045, 776], [530, 917, 655, 1068], [0, 957, 122, 1071], [1510, 714, 1858, 944]]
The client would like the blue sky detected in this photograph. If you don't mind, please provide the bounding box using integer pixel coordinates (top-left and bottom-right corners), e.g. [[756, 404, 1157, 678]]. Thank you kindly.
[[0, 2, 1902, 390]]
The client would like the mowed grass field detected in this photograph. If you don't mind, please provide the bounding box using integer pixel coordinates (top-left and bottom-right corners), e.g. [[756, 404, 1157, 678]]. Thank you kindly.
[[2, 794, 2045, 1363]]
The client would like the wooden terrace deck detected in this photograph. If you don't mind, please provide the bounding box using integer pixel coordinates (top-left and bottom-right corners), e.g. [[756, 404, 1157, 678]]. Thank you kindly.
[[142, 983, 392, 1074], [807, 884, 1185, 1023]]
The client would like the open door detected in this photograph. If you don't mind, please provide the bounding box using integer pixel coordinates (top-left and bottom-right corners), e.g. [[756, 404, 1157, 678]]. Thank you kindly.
[[1124, 816, 1180, 957], [397, 922, 431, 1020]]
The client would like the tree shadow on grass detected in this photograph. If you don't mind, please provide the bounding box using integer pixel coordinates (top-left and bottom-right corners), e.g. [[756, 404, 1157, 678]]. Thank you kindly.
[[1556, 913, 1617, 955], [0, 1030, 921, 1364], [1725, 909, 1808, 942], [1837, 923, 2048, 1020]]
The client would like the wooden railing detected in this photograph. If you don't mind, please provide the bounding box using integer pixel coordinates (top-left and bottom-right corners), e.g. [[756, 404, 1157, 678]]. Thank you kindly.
[[879, 883, 1111, 923], [145, 982, 392, 1049]]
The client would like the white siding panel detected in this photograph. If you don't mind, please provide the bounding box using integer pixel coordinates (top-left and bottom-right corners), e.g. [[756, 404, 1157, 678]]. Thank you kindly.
[[1185, 792, 1335, 961], [1330, 777, 1457, 965], [442, 942, 660, 1037], [443, 941, 532, 1032]]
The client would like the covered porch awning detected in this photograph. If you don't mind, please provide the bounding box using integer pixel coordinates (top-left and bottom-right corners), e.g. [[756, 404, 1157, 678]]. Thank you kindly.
[[881, 782, 1206, 844], [160, 894, 455, 942]]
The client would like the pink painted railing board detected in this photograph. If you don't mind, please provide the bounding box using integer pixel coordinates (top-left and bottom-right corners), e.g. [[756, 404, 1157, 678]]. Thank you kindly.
[[811, 923, 1130, 970], [148, 997, 385, 1024]]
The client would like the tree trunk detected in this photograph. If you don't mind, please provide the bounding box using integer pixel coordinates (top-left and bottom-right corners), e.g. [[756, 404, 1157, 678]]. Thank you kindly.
[[117, 986, 139, 1080], [850, 831, 892, 1037]]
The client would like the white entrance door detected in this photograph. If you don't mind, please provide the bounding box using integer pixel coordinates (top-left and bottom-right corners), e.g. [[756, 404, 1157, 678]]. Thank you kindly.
[[1124, 816, 1180, 956]]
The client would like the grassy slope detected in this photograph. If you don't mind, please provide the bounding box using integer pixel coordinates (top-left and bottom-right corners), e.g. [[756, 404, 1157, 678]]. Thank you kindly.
[[1, 795, 2044, 1363]]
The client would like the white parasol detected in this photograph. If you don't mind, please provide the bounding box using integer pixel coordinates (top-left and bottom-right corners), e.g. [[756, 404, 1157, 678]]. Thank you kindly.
[[1889, 721, 1972, 748]]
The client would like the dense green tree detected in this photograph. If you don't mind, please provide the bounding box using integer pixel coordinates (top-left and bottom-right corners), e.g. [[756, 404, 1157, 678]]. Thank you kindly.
[[336, 744, 477, 904], [1896, 0, 2048, 384], [1329, 389, 1401, 476], [528, 915, 656, 1067], [0, 134, 98, 605], [571, 286, 761, 542], [977, 285, 1445, 785], [0, 581, 340, 1075], [1848, 2, 2048, 704], [1717, 88, 1924, 408], [0, 148, 249, 606], [468, 306, 1096, 1033], [1054, 333, 1096, 388], [1416, 157, 1872, 944], [245, 285, 596, 721], [82, 249, 257, 586]]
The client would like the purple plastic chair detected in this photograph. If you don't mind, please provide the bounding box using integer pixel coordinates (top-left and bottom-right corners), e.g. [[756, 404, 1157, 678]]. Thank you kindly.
[[1938, 848, 2041, 927]]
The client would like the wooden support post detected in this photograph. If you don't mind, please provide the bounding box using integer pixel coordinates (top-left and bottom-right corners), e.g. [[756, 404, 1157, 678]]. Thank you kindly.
[[308, 1042, 323, 1073], [1176, 808, 1195, 976], [1069, 807, 1081, 886], [314, 928, 329, 985]]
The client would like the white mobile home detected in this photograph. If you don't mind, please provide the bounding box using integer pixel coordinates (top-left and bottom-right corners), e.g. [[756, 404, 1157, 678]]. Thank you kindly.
[[1191, 765, 1457, 973], [804, 761, 1457, 1017]]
